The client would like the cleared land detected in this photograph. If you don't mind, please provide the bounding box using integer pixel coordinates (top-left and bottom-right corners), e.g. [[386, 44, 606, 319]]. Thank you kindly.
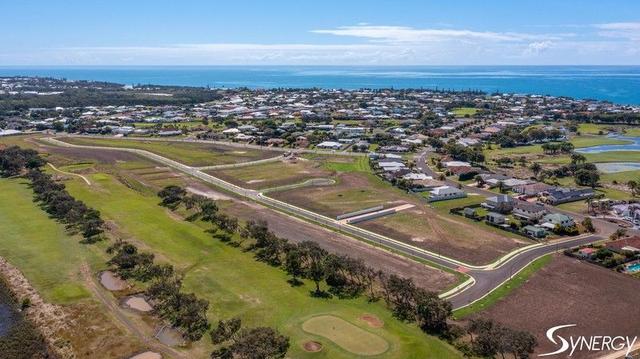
[[270, 172, 528, 265], [474, 254, 640, 358], [207, 156, 336, 190], [58, 137, 280, 167]]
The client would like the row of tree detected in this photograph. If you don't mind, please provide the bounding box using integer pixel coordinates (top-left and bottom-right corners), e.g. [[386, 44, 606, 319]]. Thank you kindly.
[[0, 146, 105, 242], [159, 185, 542, 357], [0, 146, 45, 177], [159, 186, 456, 339], [27, 169, 106, 241], [107, 240, 211, 341]]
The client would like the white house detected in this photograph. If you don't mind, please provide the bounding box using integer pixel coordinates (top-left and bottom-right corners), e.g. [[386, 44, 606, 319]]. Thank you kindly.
[[316, 141, 343, 150], [428, 186, 466, 202]]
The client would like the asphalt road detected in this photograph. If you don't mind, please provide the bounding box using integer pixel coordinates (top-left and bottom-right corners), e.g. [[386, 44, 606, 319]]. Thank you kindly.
[[43, 137, 625, 310]]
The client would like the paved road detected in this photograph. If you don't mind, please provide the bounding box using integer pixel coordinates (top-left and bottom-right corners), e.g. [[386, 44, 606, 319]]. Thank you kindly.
[[43, 137, 621, 310]]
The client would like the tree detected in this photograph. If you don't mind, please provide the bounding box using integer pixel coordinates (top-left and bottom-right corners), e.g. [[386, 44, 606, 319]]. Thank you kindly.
[[570, 152, 587, 165], [581, 217, 595, 233], [210, 318, 242, 345], [211, 327, 289, 359], [299, 241, 328, 295], [284, 247, 304, 286], [414, 289, 452, 334], [627, 180, 640, 197], [529, 162, 542, 178], [157, 185, 187, 210], [575, 168, 600, 188]]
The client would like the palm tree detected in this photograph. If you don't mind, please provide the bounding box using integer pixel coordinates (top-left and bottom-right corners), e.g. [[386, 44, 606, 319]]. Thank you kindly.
[[627, 180, 639, 197], [570, 152, 586, 165], [529, 162, 542, 178]]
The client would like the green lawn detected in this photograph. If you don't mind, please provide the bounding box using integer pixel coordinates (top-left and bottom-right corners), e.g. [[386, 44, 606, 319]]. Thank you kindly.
[[601, 170, 640, 185], [484, 135, 630, 160], [451, 107, 479, 116], [0, 179, 106, 304], [323, 156, 370, 172], [453, 254, 552, 319], [63, 172, 461, 358], [58, 137, 279, 167]]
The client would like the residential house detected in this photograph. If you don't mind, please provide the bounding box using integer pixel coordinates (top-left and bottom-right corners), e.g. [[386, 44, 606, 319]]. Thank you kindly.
[[522, 225, 547, 239], [486, 212, 507, 225], [543, 187, 595, 205], [541, 213, 575, 229], [513, 201, 547, 222], [316, 141, 343, 150], [484, 194, 515, 214], [605, 236, 640, 254], [512, 182, 554, 197], [428, 186, 466, 202]]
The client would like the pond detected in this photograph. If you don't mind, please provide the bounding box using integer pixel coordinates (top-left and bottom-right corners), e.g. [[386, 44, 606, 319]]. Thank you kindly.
[[595, 162, 640, 173], [0, 280, 48, 358], [576, 136, 640, 153]]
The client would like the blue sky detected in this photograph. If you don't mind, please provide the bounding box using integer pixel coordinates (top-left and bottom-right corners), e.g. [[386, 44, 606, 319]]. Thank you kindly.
[[1, 0, 639, 65]]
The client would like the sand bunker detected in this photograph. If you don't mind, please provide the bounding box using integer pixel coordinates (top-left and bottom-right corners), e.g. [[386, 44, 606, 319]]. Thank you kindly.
[[129, 351, 161, 359], [99, 271, 128, 291], [155, 325, 184, 347], [303, 341, 323, 352], [360, 314, 384, 328], [123, 296, 153, 312]]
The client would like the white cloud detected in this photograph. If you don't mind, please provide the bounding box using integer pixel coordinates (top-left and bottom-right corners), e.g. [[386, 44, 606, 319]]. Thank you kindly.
[[311, 25, 561, 43], [594, 22, 640, 41], [2, 23, 639, 65], [522, 41, 553, 56]]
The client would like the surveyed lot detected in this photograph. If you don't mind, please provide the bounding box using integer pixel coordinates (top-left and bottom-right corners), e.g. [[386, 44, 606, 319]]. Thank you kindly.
[[269, 171, 528, 265], [58, 137, 280, 167], [475, 255, 640, 358]]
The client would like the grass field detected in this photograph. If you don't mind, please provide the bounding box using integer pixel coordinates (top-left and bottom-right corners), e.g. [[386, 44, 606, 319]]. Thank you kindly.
[[301, 315, 389, 356], [207, 155, 367, 190], [0, 179, 105, 304], [453, 254, 552, 319], [62, 172, 461, 358], [452, 107, 479, 116], [485, 135, 631, 160], [578, 123, 640, 136], [58, 137, 279, 167]]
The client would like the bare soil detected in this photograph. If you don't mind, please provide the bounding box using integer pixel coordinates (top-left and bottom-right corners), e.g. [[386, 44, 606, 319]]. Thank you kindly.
[[361, 314, 384, 328], [222, 198, 457, 291], [303, 341, 323, 352], [474, 254, 640, 358], [271, 172, 526, 265]]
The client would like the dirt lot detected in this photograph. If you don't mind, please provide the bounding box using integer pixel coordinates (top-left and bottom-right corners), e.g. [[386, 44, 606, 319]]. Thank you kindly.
[[59, 137, 280, 167], [207, 156, 334, 190], [270, 172, 527, 265], [474, 254, 640, 358], [221, 197, 458, 291], [358, 209, 528, 266], [269, 172, 408, 218]]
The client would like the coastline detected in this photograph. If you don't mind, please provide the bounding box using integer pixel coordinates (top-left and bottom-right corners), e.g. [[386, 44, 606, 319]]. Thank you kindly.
[[0, 256, 73, 358]]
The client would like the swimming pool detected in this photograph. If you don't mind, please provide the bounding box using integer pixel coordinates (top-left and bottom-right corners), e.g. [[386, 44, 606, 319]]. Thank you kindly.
[[626, 262, 640, 273]]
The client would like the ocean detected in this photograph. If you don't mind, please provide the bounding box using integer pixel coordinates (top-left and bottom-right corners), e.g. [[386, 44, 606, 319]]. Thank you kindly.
[[1, 66, 639, 105]]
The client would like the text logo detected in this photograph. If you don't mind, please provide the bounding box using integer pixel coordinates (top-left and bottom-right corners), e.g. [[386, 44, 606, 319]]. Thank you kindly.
[[539, 324, 637, 357]]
